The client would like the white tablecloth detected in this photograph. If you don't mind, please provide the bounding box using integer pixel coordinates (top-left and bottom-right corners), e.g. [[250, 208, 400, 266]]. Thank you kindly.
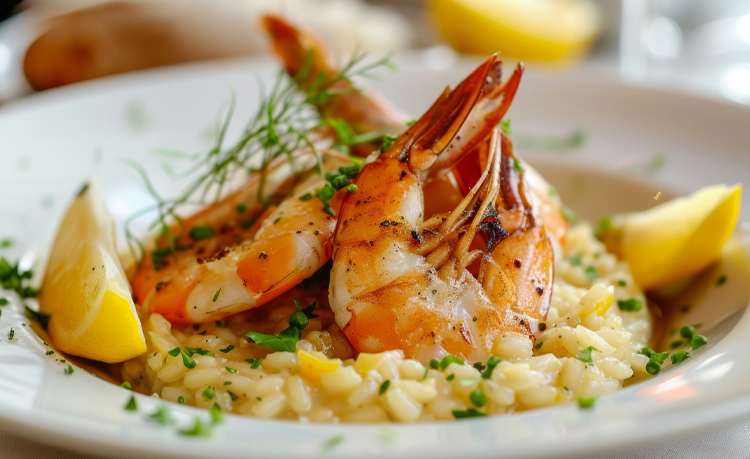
[[2, 418, 749, 459]]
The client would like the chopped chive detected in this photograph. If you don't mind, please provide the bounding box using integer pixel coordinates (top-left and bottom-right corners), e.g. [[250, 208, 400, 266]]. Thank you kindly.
[[481, 356, 504, 379], [240, 219, 254, 229], [188, 225, 214, 240], [147, 405, 173, 425], [439, 355, 465, 370], [422, 367, 429, 380], [429, 358, 439, 369], [228, 391, 239, 401], [690, 334, 707, 350], [236, 202, 247, 213], [347, 184, 358, 193], [215, 320, 226, 328], [639, 346, 655, 357], [680, 325, 695, 339], [212, 288, 221, 302], [379, 380, 390, 395], [220, 345, 235, 353], [469, 390, 487, 407], [617, 298, 642, 312], [121, 381, 132, 390], [298, 193, 313, 201], [452, 409, 487, 419], [225, 367, 237, 374], [179, 418, 211, 437], [223, 381, 232, 385], [472, 362, 486, 372], [575, 346, 599, 364], [0, 298, 8, 306], [578, 397, 596, 408], [671, 350, 690, 364], [8, 327, 14, 339], [210, 402, 223, 424], [202, 386, 216, 400], [273, 217, 281, 224], [670, 340, 684, 349], [446, 374, 456, 381], [180, 349, 197, 369], [617, 280, 627, 287], [717, 275, 728, 286], [45, 350, 54, 355], [535, 341, 544, 350], [568, 255, 582, 266], [168, 347, 180, 357], [124, 396, 137, 411], [584, 266, 599, 279], [64, 364, 74, 375], [646, 359, 661, 375], [178, 396, 185, 404]]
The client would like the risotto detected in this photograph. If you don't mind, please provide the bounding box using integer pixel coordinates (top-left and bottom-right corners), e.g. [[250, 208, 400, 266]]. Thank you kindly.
[[119, 223, 653, 422]]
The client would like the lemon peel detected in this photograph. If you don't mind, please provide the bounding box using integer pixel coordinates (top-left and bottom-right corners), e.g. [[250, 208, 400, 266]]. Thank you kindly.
[[429, 0, 601, 62], [600, 184, 741, 290], [40, 180, 146, 363]]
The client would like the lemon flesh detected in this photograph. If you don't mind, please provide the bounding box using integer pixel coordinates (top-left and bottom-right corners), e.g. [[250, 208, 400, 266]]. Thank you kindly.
[[601, 185, 742, 290], [40, 180, 146, 363], [428, 0, 601, 62]]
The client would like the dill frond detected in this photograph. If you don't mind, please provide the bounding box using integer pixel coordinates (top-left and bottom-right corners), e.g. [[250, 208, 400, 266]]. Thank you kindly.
[[124, 50, 395, 268]]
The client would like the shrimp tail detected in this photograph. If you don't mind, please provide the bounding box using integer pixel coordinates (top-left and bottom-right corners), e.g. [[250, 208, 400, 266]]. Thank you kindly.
[[384, 54, 500, 173], [262, 15, 333, 85]]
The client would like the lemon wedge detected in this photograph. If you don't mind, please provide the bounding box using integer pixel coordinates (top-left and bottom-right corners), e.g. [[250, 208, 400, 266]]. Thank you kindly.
[[40, 180, 146, 363], [600, 184, 742, 290], [428, 0, 601, 62]]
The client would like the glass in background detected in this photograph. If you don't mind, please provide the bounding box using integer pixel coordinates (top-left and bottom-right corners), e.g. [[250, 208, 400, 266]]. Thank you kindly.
[[620, 0, 750, 104]]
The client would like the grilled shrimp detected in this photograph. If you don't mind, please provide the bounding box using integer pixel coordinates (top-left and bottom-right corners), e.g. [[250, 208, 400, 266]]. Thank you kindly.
[[329, 61, 557, 363], [262, 15, 409, 138], [129, 17, 409, 323]]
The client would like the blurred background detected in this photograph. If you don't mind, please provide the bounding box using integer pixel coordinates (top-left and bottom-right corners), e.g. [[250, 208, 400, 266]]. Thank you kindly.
[[0, 0, 749, 106]]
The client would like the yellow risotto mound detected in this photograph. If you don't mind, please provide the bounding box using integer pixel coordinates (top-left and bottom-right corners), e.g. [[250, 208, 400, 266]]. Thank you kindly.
[[120, 223, 653, 422]]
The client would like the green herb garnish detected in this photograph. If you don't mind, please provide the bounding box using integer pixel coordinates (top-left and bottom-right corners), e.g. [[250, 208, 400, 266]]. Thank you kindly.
[[210, 402, 223, 424], [617, 298, 642, 312], [452, 409, 487, 419], [202, 386, 216, 400], [379, 380, 390, 395], [246, 300, 316, 352], [438, 355, 465, 371], [0, 257, 39, 299], [578, 397, 596, 408], [24, 306, 51, 330], [180, 349, 197, 369], [481, 356, 504, 379], [220, 345, 235, 353], [469, 390, 487, 407], [690, 334, 707, 350], [124, 396, 137, 411], [179, 418, 211, 437], [124, 51, 394, 270], [575, 346, 599, 364], [147, 405, 173, 425], [671, 350, 690, 364]]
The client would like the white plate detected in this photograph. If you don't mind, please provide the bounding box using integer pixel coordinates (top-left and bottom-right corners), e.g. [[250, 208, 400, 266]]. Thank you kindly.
[[1, 54, 750, 459]]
